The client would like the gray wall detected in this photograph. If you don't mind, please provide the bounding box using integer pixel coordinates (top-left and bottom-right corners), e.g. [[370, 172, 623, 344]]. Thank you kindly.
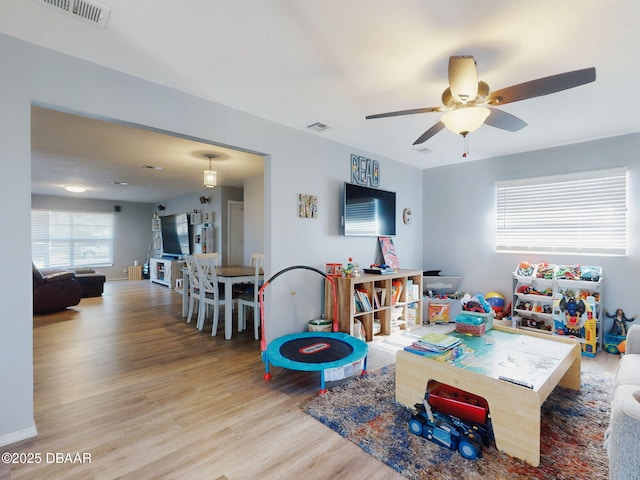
[[32, 195, 153, 279], [422, 133, 640, 313], [0, 33, 423, 445], [243, 174, 265, 264], [155, 185, 245, 264]]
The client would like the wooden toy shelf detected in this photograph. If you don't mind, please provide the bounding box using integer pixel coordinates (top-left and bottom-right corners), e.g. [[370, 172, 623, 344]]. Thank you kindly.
[[324, 269, 423, 342]]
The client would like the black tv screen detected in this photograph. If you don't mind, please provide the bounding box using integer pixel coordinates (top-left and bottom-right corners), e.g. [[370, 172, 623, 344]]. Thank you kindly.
[[160, 213, 193, 258], [343, 182, 396, 236]]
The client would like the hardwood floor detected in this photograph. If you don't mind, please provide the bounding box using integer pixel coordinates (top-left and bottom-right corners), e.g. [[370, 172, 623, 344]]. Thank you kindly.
[[2, 281, 618, 479]]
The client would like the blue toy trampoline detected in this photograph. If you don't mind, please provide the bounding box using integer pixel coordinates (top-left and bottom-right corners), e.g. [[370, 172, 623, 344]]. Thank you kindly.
[[259, 265, 368, 393]]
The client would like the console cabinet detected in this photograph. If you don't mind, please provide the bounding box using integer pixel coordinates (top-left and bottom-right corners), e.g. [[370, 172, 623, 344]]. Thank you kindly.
[[324, 269, 423, 342], [150, 258, 184, 287]]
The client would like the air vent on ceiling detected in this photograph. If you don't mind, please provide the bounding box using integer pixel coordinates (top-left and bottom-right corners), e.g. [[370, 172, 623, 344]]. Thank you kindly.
[[33, 0, 111, 27], [414, 147, 433, 154], [307, 122, 330, 132]]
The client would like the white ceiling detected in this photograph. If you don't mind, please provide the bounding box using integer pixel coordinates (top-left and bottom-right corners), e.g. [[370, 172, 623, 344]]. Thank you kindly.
[[3, 0, 639, 202]]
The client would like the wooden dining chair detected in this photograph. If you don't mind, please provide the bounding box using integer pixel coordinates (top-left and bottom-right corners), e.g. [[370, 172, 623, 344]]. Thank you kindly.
[[185, 253, 219, 326], [195, 254, 236, 336], [237, 253, 264, 339], [184, 255, 201, 325]]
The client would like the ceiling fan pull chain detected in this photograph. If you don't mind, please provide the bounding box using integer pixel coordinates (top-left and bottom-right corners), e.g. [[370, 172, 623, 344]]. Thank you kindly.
[[462, 133, 469, 157]]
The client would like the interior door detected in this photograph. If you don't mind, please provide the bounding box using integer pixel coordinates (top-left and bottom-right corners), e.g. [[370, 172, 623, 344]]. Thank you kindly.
[[228, 201, 244, 265]]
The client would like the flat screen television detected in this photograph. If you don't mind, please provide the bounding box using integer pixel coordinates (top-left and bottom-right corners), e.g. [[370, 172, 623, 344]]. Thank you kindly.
[[160, 213, 193, 258], [343, 182, 396, 236]]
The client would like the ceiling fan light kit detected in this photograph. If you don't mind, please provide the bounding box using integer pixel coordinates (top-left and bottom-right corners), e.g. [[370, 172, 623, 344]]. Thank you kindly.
[[366, 55, 596, 150], [441, 106, 490, 136]]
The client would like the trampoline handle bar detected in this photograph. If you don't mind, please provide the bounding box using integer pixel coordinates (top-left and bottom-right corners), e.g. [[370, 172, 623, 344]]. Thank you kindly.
[[259, 265, 339, 352]]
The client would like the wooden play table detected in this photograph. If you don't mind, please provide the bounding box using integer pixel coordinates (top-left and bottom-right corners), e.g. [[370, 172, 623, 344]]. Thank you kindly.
[[396, 325, 581, 467]]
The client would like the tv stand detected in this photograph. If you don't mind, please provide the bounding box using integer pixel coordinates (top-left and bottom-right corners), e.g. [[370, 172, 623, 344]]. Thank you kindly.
[[150, 257, 184, 287]]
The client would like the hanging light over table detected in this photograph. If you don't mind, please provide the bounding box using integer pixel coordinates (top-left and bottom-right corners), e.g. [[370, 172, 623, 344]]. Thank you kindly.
[[203, 154, 217, 188]]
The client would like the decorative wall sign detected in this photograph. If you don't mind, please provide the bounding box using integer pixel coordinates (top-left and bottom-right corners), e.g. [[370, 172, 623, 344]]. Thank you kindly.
[[298, 194, 318, 218], [203, 211, 213, 227], [350, 154, 380, 187]]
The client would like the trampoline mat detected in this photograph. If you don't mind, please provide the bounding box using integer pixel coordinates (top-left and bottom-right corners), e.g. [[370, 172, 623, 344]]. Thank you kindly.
[[278, 337, 354, 364]]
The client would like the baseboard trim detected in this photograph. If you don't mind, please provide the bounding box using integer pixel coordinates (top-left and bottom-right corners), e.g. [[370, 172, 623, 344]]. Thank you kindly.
[[0, 424, 38, 447]]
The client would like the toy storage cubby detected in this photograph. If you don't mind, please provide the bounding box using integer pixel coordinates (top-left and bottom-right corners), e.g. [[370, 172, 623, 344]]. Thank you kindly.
[[325, 269, 423, 342], [511, 262, 603, 356], [512, 268, 555, 332]]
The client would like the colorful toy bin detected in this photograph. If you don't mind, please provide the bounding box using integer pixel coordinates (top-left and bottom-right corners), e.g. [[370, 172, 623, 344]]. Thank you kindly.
[[455, 313, 486, 336]]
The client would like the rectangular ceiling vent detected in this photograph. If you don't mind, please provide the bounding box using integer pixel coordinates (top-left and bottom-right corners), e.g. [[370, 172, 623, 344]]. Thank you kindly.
[[306, 122, 330, 132], [414, 147, 433, 154], [33, 0, 111, 27]]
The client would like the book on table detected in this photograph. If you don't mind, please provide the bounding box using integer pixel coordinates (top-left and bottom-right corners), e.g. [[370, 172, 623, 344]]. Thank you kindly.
[[415, 332, 461, 352]]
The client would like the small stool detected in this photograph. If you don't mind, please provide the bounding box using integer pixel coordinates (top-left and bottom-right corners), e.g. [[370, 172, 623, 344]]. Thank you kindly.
[[73, 269, 106, 297]]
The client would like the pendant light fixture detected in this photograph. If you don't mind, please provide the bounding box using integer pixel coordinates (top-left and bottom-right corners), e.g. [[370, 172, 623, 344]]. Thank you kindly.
[[203, 154, 217, 188]]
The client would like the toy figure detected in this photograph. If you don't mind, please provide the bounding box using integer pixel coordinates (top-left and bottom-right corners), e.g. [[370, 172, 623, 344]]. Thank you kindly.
[[559, 291, 586, 327], [605, 308, 638, 337]]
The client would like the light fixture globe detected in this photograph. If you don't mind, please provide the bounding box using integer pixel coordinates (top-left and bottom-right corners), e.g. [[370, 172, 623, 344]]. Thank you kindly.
[[203, 154, 217, 188], [441, 106, 490, 136]]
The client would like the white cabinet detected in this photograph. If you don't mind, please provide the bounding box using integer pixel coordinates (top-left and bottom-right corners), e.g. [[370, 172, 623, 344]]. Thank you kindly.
[[511, 262, 603, 356], [150, 258, 184, 288]]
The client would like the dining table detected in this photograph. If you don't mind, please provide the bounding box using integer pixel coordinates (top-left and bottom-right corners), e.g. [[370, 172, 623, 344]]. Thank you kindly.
[[182, 264, 264, 340]]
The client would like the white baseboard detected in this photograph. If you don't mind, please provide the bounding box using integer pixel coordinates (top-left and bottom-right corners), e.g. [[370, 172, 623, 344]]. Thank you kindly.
[[0, 424, 38, 447]]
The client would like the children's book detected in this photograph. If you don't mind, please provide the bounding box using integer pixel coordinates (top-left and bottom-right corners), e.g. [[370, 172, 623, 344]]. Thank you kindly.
[[378, 236, 400, 269]]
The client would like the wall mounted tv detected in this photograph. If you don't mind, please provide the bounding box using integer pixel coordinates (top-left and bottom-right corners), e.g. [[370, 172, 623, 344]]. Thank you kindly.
[[160, 213, 193, 258], [343, 182, 396, 236]]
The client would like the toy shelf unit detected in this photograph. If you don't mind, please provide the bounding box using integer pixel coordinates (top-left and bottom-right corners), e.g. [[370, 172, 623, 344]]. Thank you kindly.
[[511, 262, 603, 356], [150, 257, 184, 288], [325, 269, 422, 342]]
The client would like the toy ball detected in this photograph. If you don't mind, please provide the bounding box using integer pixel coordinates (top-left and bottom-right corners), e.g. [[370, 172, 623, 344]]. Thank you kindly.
[[485, 291, 506, 312]]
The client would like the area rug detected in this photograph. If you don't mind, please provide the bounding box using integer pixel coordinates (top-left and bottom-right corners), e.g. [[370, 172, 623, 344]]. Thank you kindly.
[[300, 365, 612, 480]]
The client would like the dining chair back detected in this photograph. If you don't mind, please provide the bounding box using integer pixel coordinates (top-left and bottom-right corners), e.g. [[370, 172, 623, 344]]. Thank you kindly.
[[184, 255, 202, 325], [196, 254, 235, 336], [238, 253, 265, 339]]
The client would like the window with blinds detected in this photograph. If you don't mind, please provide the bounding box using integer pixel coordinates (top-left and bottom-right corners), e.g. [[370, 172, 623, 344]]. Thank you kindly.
[[32, 209, 115, 268], [496, 168, 627, 256]]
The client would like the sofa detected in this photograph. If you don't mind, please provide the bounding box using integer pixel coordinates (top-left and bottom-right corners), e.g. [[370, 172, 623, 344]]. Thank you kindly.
[[605, 324, 640, 479], [33, 263, 82, 314]]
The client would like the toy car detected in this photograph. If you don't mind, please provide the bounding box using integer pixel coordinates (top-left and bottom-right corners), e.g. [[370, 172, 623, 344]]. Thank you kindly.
[[408, 401, 490, 460]]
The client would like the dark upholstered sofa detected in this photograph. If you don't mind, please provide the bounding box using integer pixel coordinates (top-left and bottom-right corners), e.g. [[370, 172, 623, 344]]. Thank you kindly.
[[32, 263, 82, 314]]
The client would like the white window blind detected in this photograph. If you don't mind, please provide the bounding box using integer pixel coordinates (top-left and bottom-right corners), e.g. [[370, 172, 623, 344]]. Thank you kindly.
[[32, 209, 115, 268], [496, 168, 627, 256]]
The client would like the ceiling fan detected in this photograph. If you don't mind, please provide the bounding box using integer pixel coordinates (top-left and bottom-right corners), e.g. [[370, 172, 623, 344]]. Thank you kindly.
[[366, 56, 596, 147]]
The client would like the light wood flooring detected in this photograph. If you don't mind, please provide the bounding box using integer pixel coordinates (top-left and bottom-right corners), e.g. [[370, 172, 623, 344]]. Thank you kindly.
[[2, 280, 619, 479]]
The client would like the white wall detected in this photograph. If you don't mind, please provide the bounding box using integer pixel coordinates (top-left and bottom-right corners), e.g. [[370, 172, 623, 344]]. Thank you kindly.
[[158, 185, 244, 263], [0, 33, 423, 444], [32, 195, 153, 279], [244, 174, 265, 264], [422, 133, 640, 313]]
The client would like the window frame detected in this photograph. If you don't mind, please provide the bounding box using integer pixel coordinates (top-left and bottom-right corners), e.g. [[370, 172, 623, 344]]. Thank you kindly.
[[32, 209, 115, 268], [495, 168, 628, 257]]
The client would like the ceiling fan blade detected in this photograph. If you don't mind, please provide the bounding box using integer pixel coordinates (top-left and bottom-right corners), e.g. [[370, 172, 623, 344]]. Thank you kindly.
[[487, 67, 596, 105], [366, 106, 441, 120], [413, 121, 445, 145], [449, 55, 478, 102], [484, 108, 528, 131]]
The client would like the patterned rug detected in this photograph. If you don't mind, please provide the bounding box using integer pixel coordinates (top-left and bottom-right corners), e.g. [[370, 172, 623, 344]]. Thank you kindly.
[[300, 365, 612, 480]]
